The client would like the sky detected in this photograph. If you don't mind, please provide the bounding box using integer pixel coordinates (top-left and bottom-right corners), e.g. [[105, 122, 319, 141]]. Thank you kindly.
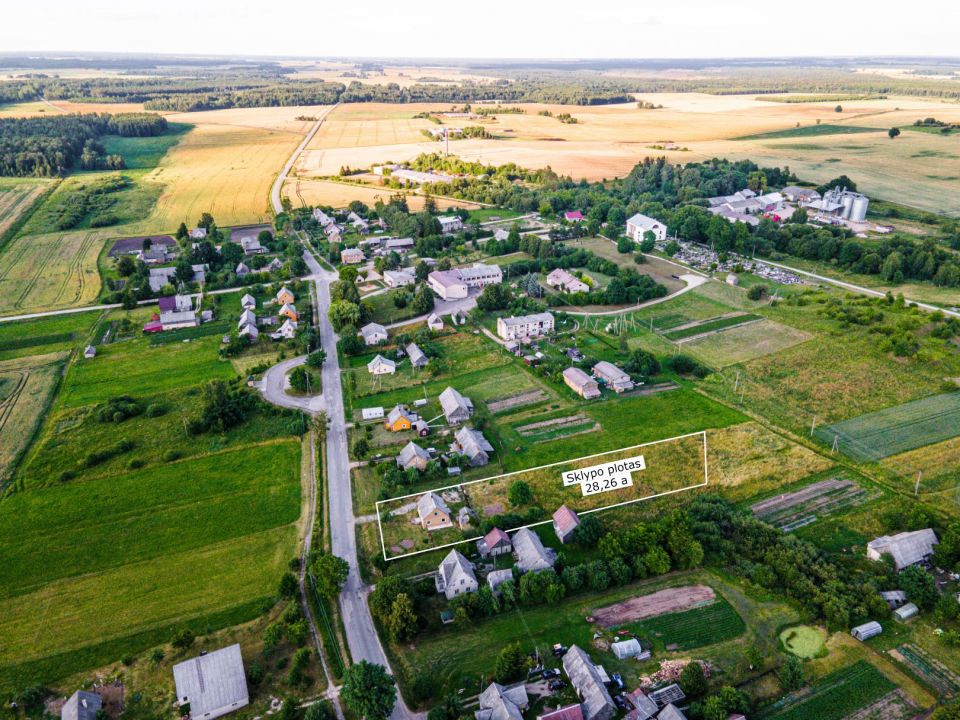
[[3, 0, 960, 60]]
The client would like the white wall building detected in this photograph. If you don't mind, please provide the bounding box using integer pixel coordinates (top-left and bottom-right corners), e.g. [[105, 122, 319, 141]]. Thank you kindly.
[[496, 312, 554, 341], [626, 213, 667, 243]]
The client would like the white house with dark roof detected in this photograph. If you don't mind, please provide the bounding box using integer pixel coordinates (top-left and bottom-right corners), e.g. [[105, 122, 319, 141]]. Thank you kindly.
[[439, 386, 474, 424], [512, 527, 556, 573], [173, 644, 249, 720], [562, 646, 615, 720], [436, 549, 478, 599], [625, 213, 667, 243], [867, 529, 938, 571]]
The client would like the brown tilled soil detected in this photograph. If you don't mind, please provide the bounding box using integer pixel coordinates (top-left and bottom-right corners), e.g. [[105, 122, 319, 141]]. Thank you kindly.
[[486, 390, 547, 413], [592, 585, 716, 627]]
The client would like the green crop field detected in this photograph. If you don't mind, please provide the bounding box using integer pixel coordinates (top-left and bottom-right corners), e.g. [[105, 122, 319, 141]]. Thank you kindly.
[[757, 661, 895, 720], [0, 312, 100, 361], [735, 124, 878, 141], [814, 392, 960, 461], [663, 314, 760, 341], [618, 597, 746, 650], [101, 123, 192, 170]]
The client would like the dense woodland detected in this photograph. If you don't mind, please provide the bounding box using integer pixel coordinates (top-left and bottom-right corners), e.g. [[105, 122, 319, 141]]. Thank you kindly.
[[0, 112, 167, 176]]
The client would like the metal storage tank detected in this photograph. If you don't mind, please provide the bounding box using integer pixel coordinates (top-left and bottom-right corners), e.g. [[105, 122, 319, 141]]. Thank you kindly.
[[850, 195, 869, 222], [841, 193, 855, 219]]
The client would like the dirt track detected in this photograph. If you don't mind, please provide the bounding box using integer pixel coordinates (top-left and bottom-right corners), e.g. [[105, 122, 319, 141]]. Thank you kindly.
[[592, 585, 716, 627]]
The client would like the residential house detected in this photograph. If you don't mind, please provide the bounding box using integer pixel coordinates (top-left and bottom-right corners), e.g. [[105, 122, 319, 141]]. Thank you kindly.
[[591, 361, 634, 393], [657, 705, 687, 720], [427, 313, 444, 331], [148, 266, 178, 292], [385, 237, 415, 253], [496, 312, 554, 341], [266, 257, 284, 272], [312, 208, 334, 227], [418, 492, 452, 531], [546, 268, 589, 294], [474, 682, 528, 720], [238, 322, 259, 340], [564, 211, 584, 222], [384, 269, 416, 288], [453, 426, 494, 466], [477, 527, 512, 558], [191, 263, 209, 284], [139, 244, 172, 264], [276, 286, 295, 305], [439, 386, 474, 424], [867, 529, 938, 571], [436, 549, 478, 600], [240, 293, 256, 310], [512, 527, 556, 573], [437, 215, 464, 234], [384, 405, 418, 432], [161, 310, 199, 330], [563, 367, 601, 399], [172, 644, 249, 720], [61, 691, 101, 720], [240, 236, 266, 255], [397, 441, 431, 471], [270, 319, 297, 340], [279, 303, 299, 322], [624, 689, 659, 720], [238, 309, 257, 330], [348, 211, 370, 232], [341, 247, 364, 265], [189, 227, 207, 240], [360, 322, 388, 345], [407, 342, 429, 369], [552, 505, 580, 544], [625, 213, 667, 243], [159, 294, 193, 313], [538, 706, 583, 720], [487, 569, 515, 594], [562, 646, 616, 720], [367, 354, 396, 375], [235, 262, 251, 277], [428, 263, 503, 300]]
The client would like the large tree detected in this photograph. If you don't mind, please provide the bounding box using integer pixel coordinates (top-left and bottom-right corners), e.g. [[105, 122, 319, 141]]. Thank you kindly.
[[341, 661, 397, 720], [311, 553, 350, 598]]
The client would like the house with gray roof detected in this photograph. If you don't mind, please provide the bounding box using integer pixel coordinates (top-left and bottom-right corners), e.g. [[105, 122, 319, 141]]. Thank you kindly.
[[439, 386, 474, 424], [173, 644, 249, 720], [453, 426, 493, 466], [657, 704, 688, 720], [512, 527, 556, 573], [148, 266, 178, 292], [418, 492, 452, 531], [436, 549, 478, 600], [397, 441, 431, 471], [61, 691, 101, 720], [474, 682, 528, 720], [867, 529, 938, 571], [360, 322, 388, 345], [407, 343, 429, 369], [367, 354, 396, 375], [487, 569, 514, 594], [562, 646, 615, 720]]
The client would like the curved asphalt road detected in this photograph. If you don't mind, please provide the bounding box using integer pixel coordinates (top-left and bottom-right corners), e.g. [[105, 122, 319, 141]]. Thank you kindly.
[[259, 356, 326, 414]]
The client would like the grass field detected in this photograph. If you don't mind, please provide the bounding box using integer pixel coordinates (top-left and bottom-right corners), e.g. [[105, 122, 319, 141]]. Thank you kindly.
[[679, 318, 813, 367], [663, 314, 761, 341], [756, 661, 895, 720], [735, 124, 879, 141], [101, 123, 192, 170], [814, 392, 960, 461], [0, 312, 100, 361], [0, 353, 64, 483], [617, 597, 746, 651], [0, 179, 51, 243], [780, 625, 827, 658]]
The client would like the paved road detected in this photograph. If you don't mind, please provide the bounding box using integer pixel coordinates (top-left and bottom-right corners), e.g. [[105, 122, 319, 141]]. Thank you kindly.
[[271, 105, 337, 215], [258, 356, 326, 413]]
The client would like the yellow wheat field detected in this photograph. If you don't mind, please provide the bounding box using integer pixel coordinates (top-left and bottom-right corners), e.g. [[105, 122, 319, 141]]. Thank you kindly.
[[283, 177, 480, 212]]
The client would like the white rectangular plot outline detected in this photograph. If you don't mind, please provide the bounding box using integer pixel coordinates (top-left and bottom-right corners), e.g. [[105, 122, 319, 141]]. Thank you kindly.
[[375, 430, 708, 562]]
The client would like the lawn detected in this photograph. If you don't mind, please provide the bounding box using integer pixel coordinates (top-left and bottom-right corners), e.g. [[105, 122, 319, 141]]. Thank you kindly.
[[679, 318, 813, 368], [663, 314, 761, 341], [756, 660, 895, 720], [55, 333, 235, 409], [365, 289, 425, 326], [780, 625, 827, 658], [814, 392, 960, 461]]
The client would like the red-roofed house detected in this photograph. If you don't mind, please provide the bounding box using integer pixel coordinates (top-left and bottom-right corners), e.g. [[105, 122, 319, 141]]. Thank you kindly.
[[553, 505, 580, 544], [477, 527, 513, 558], [538, 706, 584, 720], [564, 211, 584, 222]]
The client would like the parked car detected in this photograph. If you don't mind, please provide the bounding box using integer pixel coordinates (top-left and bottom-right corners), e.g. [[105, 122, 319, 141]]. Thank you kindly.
[[541, 668, 561, 679], [548, 679, 567, 691]]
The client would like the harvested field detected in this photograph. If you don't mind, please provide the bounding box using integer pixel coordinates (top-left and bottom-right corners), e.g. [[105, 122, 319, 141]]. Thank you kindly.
[[0, 181, 49, 241], [751, 477, 875, 532], [592, 585, 715, 627], [663, 313, 761, 342], [815, 392, 960, 461], [486, 389, 547, 413], [892, 644, 960, 698], [0, 353, 64, 483], [107, 234, 175, 256], [283, 177, 480, 211]]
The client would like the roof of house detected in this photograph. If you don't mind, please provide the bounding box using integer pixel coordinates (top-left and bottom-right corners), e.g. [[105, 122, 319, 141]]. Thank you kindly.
[[439, 549, 477, 589], [499, 311, 554, 328], [172, 644, 248, 718], [484, 527, 512, 549], [384, 269, 415, 284], [562, 646, 614, 720], [657, 704, 687, 720], [512, 527, 556, 572], [429, 269, 467, 289], [240, 293, 256, 306], [538, 705, 583, 720], [868, 529, 938, 570], [418, 492, 450, 520], [553, 505, 580, 535], [439, 386, 473, 420], [487, 568, 514, 589], [476, 683, 527, 720], [626, 689, 658, 720], [236, 262, 250, 274], [387, 405, 416, 426], [398, 441, 431, 467], [61, 691, 101, 720], [360, 322, 388, 340], [455, 426, 493, 459], [626, 213, 664, 230], [161, 310, 198, 325], [563, 366, 596, 388], [427, 313, 443, 328], [367, 354, 396, 371], [407, 342, 428, 367], [564, 211, 584, 221]]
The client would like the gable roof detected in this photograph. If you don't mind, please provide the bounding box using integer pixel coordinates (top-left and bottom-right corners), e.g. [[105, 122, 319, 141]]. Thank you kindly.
[[172, 644, 248, 718], [398, 441, 431, 467], [387, 405, 416, 426], [360, 322, 388, 340], [562, 646, 615, 720], [538, 706, 583, 720], [512, 527, 556, 572], [418, 492, 450, 521], [476, 683, 527, 720], [240, 293, 256, 308], [657, 705, 687, 720], [439, 549, 477, 589], [868, 529, 938, 570], [439, 386, 473, 420], [626, 213, 664, 231], [454, 426, 493, 459], [406, 342, 428, 367], [484, 527, 511, 549], [367, 354, 396, 372], [553, 505, 580, 535], [61, 691, 101, 720]]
